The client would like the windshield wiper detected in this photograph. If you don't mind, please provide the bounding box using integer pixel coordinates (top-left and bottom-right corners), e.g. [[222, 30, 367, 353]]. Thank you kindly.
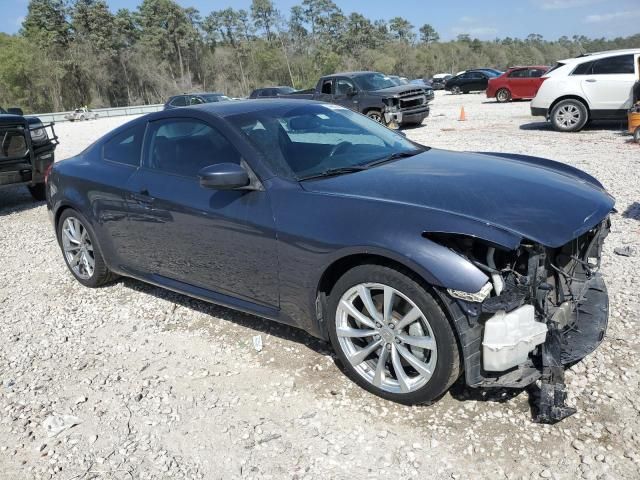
[[299, 165, 368, 181], [365, 149, 424, 168]]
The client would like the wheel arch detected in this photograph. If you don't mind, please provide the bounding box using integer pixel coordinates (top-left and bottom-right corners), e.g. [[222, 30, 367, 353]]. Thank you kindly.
[[314, 252, 467, 379]]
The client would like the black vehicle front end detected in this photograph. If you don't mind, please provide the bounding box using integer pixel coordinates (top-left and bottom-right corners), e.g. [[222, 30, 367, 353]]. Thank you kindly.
[[0, 114, 58, 197], [439, 216, 611, 423], [381, 87, 432, 126]]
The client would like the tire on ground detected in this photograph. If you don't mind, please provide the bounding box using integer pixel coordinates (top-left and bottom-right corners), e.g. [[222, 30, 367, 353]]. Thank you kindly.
[[28, 183, 46, 201], [550, 98, 589, 132]]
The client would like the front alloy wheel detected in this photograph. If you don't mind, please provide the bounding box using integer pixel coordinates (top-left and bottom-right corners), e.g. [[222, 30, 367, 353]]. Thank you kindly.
[[336, 283, 438, 393], [451, 86, 461, 95], [328, 264, 460, 405]]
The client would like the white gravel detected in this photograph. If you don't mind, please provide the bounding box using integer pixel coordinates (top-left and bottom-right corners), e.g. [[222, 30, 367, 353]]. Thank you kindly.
[[1, 93, 639, 479]]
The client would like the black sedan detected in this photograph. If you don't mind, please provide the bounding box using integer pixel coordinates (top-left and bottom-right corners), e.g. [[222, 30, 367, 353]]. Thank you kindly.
[[47, 100, 614, 421], [445, 70, 499, 94]]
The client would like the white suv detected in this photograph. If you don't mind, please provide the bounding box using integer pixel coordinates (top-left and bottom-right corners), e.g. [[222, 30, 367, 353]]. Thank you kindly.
[[531, 49, 640, 132]]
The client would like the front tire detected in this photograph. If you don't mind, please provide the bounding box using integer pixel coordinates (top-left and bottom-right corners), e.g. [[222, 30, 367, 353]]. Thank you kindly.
[[28, 183, 46, 201], [550, 99, 589, 132], [496, 88, 511, 103], [365, 110, 384, 124], [327, 264, 460, 405], [57, 209, 116, 287]]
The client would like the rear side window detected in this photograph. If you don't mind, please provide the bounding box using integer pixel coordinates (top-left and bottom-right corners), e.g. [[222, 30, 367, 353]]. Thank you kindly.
[[508, 69, 528, 78], [528, 68, 547, 78], [170, 96, 187, 107], [592, 54, 635, 74], [146, 118, 241, 177], [103, 123, 145, 166]]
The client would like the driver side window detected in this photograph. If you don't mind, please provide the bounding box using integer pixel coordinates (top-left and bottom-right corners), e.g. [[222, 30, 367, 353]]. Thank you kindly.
[[146, 119, 241, 177], [335, 79, 355, 95]]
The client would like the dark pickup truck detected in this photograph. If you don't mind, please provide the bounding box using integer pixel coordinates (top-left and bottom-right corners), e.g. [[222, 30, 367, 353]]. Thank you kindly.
[[1, 107, 58, 200], [286, 71, 433, 127]]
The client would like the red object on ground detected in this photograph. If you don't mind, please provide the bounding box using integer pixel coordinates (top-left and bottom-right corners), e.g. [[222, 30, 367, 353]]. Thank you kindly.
[[486, 66, 550, 102]]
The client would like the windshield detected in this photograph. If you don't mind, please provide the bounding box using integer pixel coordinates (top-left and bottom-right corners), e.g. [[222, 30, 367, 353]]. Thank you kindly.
[[353, 73, 398, 91], [276, 87, 296, 94], [228, 104, 424, 180]]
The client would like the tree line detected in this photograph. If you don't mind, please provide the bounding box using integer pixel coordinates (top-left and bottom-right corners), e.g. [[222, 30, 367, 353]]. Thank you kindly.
[[0, 0, 638, 113]]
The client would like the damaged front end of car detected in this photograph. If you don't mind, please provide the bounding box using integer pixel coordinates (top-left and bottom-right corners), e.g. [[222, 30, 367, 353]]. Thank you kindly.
[[429, 217, 611, 423]]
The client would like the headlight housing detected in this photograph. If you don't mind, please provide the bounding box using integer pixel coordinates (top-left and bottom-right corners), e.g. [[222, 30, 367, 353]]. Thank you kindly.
[[30, 123, 48, 143]]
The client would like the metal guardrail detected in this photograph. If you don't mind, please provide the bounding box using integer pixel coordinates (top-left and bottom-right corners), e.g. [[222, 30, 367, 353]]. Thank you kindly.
[[26, 104, 164, 123]]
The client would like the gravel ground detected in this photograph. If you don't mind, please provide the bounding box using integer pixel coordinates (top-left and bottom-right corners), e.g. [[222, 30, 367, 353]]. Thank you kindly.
[[1, 93, 639, 480]]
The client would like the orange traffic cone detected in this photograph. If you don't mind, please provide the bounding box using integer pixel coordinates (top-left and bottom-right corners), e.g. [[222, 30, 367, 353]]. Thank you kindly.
[[459, 106, 467, 121]]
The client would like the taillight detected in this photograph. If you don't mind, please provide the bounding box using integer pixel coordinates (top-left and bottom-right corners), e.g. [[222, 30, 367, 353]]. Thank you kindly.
[[44, 163, 53, 185]]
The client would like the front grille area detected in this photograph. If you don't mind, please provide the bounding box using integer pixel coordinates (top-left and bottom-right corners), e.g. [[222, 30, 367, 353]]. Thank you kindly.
[[399, 96, 426, 109]]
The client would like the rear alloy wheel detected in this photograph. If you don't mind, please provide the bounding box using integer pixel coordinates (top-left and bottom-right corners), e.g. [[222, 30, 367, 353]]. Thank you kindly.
[[328, 265, 460, 405], [366, 110, 384, 124], [57, 209, 116, 287], [496, 88, 511, 103], [550, 99, 589, 132], [451, 86, 461, 95]]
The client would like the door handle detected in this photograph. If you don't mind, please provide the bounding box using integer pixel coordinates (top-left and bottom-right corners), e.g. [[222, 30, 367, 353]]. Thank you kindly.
[[586, 79, 597, 83]]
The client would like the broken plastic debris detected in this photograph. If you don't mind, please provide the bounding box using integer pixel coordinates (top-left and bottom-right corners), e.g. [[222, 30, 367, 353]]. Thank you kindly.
[[43, 414, 82, 437], [614, 246, 636, 257], [252, 335, 263, 352]]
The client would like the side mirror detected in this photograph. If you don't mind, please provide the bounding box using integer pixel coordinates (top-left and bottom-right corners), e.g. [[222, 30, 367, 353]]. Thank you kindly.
[[346, 86, 356, 96], [198, 163, 250, 190], [7, 107, 24, 116]]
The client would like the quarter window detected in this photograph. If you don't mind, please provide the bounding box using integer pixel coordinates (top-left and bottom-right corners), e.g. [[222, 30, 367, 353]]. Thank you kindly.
[[102, 123, 145, 166], [146, 119, 241, 177], [592, 54, 635, 75], [572, 61, 594, 75]]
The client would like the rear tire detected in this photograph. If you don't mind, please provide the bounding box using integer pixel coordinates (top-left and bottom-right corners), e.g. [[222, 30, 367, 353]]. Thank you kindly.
[[28, 183, 46, 201], [496, 88, 511, 103], [327, 264, 460, 405], [57, 209, 117, 288], [550, 99, 589, 132], [634, 127, 640, 144]]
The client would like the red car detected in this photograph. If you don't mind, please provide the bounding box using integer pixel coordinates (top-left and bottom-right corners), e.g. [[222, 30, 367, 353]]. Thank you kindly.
[[486, 66, 550, 103]]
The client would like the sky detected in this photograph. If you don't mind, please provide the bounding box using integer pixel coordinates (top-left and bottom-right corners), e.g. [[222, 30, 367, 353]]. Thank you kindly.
[[2, 0, 640, 40]]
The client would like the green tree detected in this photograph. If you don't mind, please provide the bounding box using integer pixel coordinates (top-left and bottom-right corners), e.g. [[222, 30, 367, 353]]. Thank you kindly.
[[419, 24, 439, 45]]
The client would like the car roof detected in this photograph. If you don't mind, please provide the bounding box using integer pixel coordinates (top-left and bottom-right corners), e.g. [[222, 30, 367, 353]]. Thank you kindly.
[[325, 71, 382, 78], [154, 99, 326, 119], [506, 65, 549, 70], [559, 48, 640, 64]]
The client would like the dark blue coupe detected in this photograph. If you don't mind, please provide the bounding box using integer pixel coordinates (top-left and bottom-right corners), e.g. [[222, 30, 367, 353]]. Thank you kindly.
[[47, 100, 614, 422]]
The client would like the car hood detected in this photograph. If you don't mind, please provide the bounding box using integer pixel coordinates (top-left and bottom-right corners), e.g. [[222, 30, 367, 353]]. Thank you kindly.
[[301, 149, 615, 249], [368, 85, 427, 97]]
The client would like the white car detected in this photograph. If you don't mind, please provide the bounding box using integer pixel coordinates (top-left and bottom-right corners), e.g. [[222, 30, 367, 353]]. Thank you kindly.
[[531, 49, 640, 132], [64, 109, 99, 122]]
